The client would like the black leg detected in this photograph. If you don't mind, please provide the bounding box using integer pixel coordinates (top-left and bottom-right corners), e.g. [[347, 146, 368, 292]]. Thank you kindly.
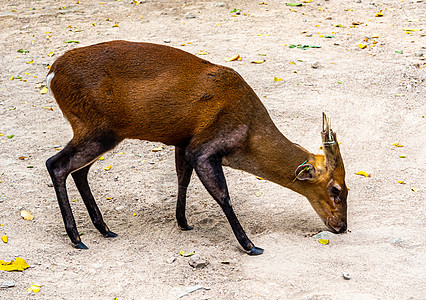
[[71, 164, 117, 238], [46, 133, 119, 249], [191, 153, 263, 255], [175, 147, 194, 230]]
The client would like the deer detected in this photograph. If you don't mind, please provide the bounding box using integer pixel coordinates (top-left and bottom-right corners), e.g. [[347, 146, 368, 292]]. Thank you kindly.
[[45, 40, 347, 255]]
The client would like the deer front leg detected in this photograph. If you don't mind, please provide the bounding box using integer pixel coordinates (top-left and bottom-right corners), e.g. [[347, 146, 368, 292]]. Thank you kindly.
[[190, 151, 263, 255]]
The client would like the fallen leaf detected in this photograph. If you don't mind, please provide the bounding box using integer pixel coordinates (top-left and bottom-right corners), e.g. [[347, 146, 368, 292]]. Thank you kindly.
[[375, 11, 383, 17], [358, 44, 367, 49], [256, 176, 265, 180], [104, 165, 111, 171], [318, 239, 329, 245], [21, 210, 34, 220], [403, 28, 421, 32], [285, 2, 303, 6], [395, 50, 403, 54], [17, 49, 30, 53], [392, 143, 404, 147], [274, 77, 283, 82], [40, 86, 49, 94], [355, 171, 371, 177], [48, 51, 54, 57], [197, 50, 208, 55], [180, 250, 195, 257], [224, 55, 242, 62], [26, 60, 34, 64], [2, 235, 8, 243], [411, 187, 420, 192], [151, 146, 163, 152], [251, 60, 265, 64], [18, 156, 29, 160], [8, 135, 15, 139], [397, 181, 405, 184], [64, 40, 80, 43], [112, 23, 119, 27], [98, 156, 105, 161], [399, 155, 406, 158], [0, 257, 30, 271], [27, 285, 41, 293]]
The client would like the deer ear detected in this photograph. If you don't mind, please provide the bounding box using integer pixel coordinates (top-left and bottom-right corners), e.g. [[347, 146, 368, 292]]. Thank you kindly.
[[294, 164, 316, 181]]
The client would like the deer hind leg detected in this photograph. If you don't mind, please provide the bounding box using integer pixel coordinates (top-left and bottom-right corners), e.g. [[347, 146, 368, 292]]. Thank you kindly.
[[175, 147, 194, 230], [46, 132, 120, 249]]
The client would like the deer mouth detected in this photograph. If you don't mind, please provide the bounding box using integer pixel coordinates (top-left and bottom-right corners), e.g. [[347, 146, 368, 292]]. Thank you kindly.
[[325, 217, 347, 233]]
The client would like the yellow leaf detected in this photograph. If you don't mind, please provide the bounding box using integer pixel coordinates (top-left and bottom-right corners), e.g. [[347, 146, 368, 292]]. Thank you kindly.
[[403, 28, 421, 32], [133, 0, 140, 4], [318, 239, 329, 245], [9, 76, 14, 81], [2, 235, 8, 243], [132, 213, 137, 216], [251, 60, 265, 64], [26, 60, 34, 64], [104, 165, 111, 171], [180, 250, 195, 257], [48, 51, 54, 57], [397, 180, 405, 184], [355, 171, 371, 177], [411, 187, 420, 192], [197, 50, 208, 55], [358, 44, 367, 49], [98, 156, 105, 161], [0, 257, 30, 271], [151, 146, 163, 152], [118, 152, 125, 155], [112, 23, 119, 27], [27, 285, 41, 293], [274, 77, 283, 82], [40, 86, 49, 94], [21, 210, 34, 221], [256, 176, 264, 180], [224, 55, 242, 62], [375, 11, 383, 17]]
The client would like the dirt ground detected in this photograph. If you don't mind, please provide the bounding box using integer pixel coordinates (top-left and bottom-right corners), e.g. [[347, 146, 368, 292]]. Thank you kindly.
[[0, 0, 425, 299]]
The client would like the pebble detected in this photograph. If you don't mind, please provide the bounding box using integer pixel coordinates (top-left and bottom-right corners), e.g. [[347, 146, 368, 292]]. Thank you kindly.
[[312, 231, 331, 240], [47, 182, 54, 187], [115, 205, 125, 212], [311, 61, 321, 69], [164, 39, 171, 43], [342, 272, 351, 280], [414, 51, 423, 57], [1, 280, 15, 288], [215, 2, 225, 7], [166, 257, 176, 264], [177, 285, 210, 298], [189, 254, 209, 269], [185, 12, 196, 19]]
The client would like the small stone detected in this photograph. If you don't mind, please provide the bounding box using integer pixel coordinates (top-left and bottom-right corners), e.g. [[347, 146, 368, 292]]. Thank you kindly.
[[215, 2, 225, 7], [342, 272, 351, 280], [164, 39, 171, 43], [189, 254, 209, 269], [414, 51, 424, 57], [47, 182, 53, 187], [312, 231, 331, 240], [115, 205, 125, 212], [311, 61, 321, 69], [1, 280, 15, 288], [166, 257, 176, 264], [185, 12, 196, 19]]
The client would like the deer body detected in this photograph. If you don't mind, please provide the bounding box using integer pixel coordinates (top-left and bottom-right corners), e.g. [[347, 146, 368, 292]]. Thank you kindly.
[[46, 41, 347, 254]]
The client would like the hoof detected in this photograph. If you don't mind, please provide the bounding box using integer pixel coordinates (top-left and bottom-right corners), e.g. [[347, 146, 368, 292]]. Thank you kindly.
[[179, 224, 193, 231], [105, 231, 118, 238], [74, 242, 88, 250], [247, 246, 264, 256]]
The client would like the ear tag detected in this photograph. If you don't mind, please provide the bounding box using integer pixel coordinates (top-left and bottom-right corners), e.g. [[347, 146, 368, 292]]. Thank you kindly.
[[293, 160, 308, 182]]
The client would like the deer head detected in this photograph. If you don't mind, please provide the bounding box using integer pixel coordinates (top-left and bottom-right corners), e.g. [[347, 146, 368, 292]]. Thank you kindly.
[[293, 113, 348, 233]]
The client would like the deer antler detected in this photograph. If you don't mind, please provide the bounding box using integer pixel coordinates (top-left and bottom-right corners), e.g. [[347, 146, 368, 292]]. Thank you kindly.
[[321, 113, 343, 170]]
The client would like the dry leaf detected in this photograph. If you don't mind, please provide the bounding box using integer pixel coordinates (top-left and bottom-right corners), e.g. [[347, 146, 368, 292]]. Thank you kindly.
[[98, 156, 105, 161], [40, 86, 48, 94], [375, 11, 383, 17], [197, 50, 208, 55], [104, 165, 111, 171], [355, 171, 371, 177], [251, 60, 265, 64], [0, 257, 30, 271], [397, 180, 405, 184], [2, 235, 8, 243], [151, 146, 163, 152], [224, 55, 242, 62], [27, 285, 41, 293], [358, 44, 367, 49], [411, 187, 420, 192], [392, 142, 404, 147], [18, 156, 29, 160], [180, 250, 195, 257], [21, 210, 34, 221], [274, 77, 283, 82], [48, 51, 54, 57], [318, 239, 329, 245]]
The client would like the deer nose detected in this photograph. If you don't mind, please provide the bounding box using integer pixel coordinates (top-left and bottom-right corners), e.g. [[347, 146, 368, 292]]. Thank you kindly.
[[338, 223, 347, 233]]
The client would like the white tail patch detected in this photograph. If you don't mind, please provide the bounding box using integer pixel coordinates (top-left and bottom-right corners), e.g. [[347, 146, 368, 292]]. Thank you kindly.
[[46, 72, 55, 92]]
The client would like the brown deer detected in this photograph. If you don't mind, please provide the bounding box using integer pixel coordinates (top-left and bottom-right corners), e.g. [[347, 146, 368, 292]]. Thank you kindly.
[[46, 40, 347, 255]]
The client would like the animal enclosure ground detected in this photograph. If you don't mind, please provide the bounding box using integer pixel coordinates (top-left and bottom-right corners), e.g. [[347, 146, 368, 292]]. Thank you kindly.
[[0, 0, 425, 299]]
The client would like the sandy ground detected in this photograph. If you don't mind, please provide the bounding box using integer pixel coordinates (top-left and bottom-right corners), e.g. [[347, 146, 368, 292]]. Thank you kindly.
[[0, 0, 425, 299]]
